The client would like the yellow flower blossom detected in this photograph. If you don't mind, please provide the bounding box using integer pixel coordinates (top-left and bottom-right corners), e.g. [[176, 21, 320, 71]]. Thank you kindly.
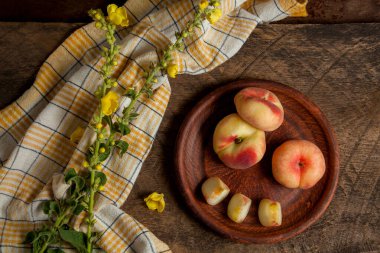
[[99, 185, 105, 191], [199, 0, 209, 10], [107, 4, 129, 27], [167, 63, 178, 78], [101, 91, 120, 116], [207, 8, 222, 24], [70, 127, 85, 144], [144, 192, 165, 213]]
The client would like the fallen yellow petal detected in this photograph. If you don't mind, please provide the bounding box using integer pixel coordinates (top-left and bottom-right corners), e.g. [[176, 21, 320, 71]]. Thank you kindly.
[[144, 192, 166, 213], [70, 127, 85, 144]]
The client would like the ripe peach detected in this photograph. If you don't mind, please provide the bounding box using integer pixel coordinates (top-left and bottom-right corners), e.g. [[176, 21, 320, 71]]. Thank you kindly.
[[234, 87, 284, 131], [213, 114, 266, 169], [272, 140, 326, 189]]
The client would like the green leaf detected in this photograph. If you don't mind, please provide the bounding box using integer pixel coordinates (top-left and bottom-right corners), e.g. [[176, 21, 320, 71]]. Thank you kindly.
[[94, 171, 107, 186], [116, 122, 131, 136], [129, 112, 139, 120], [43, 201, 60, 216], [67, 176, 85, 192], [50, 202, 60, 216], [125, 88, 137, 99], [65, 199, 78, 208], [24, 231, 37, 244], [58, 228, 87, 253], [64, 168, 77, 183], [104, 115, 114, 131], [42, 201, 51, 215], [73, 204, 85, 215], [115, 140, 129, 156]]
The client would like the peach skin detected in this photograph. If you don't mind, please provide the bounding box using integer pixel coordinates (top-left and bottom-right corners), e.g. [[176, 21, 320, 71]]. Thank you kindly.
[[272, 140, 326, 189], [213, 113, 266, 170], [234, 87, 284, 131]]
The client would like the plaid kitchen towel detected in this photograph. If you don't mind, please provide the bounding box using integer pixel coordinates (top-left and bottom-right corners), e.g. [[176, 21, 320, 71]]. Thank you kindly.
[[0, 0, 307, 252]]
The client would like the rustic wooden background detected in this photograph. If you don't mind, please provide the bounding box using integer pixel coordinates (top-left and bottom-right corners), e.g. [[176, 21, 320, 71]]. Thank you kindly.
[[0, 0, 379, 23], [0, 0, 379, 252]]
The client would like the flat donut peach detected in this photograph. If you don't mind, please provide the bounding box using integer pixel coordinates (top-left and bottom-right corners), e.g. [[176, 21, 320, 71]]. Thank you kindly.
[[272, 139, 326, 189], [234, 87, 284, 131]]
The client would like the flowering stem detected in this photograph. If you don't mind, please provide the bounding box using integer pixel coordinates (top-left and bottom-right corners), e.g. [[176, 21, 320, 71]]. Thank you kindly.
[[121, 6, 211, 123], [85, 11, 120, 253]]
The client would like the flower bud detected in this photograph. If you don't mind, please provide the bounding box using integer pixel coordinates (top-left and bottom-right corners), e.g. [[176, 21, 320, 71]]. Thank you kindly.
[[95, 13, 102, 20]]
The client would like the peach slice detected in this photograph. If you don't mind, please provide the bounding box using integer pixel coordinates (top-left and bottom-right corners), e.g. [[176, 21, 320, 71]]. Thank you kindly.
[[201, 177, 230, 205], [272, 139, 326, 189], [227, 193, 252, 223], [258, 199, 282, 227], [234, 87, 284, 131]]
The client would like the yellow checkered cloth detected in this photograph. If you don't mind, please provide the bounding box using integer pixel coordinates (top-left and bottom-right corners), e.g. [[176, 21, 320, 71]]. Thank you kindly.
[[0, 0, 307, 252]]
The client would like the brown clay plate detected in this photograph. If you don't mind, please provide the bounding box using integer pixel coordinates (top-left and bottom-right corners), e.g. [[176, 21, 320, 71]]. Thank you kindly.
[[174, 80, 339, 243]]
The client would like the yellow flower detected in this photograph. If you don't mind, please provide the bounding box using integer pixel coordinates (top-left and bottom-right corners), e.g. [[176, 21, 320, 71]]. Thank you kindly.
[[82, 161, 89, 168], [107, 4, 129, 27], [199, 0, 209, 10], [144, 192, 165, 213], [207, 8, 222, 24], [101, 91, 120, 116], [70, 127, 85, 144], [98, 185, 105, 191], [167, 63, 178, 78], [95, 164, 102, 170]]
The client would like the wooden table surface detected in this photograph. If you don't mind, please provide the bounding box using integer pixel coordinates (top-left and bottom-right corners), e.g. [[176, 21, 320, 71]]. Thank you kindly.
[[0, 12, 379, 253]]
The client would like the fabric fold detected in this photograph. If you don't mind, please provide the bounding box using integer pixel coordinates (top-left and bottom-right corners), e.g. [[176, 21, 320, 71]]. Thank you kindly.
[[0, 0, 307, 252]]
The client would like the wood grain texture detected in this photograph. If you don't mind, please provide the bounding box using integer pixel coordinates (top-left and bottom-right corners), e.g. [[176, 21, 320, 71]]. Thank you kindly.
[[175, 80, 339, 243], [0, 0, 378, 23], [0, 23, 379, 252]]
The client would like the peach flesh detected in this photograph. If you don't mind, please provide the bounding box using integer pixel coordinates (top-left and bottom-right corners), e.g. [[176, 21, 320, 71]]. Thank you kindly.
[[272, 140, 326, 189]]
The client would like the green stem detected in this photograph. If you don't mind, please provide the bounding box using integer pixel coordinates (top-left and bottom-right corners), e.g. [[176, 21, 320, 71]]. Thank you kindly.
[[38, 206, 70, 253], [86, 170, 95, 253], [85, 19, 118, 253]]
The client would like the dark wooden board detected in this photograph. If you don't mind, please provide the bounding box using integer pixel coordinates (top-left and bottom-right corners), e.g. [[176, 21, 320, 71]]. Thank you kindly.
[[0, 23, 379, 252], [175, 80, 339, 243], [0, 0, 379, 23]]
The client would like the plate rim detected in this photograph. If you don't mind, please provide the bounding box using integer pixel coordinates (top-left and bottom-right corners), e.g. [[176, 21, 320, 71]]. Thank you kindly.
[[174, 79, 340, 244]]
